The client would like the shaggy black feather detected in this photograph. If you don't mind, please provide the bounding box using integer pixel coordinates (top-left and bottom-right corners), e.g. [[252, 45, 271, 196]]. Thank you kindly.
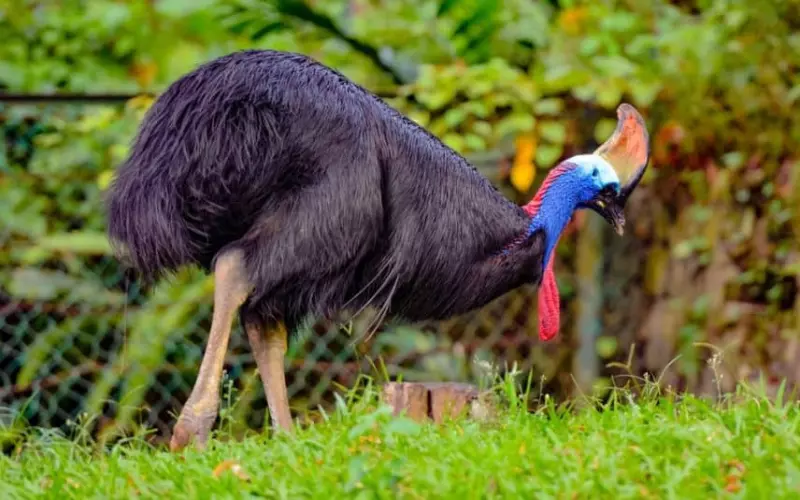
[[105, 50, 546, 333]]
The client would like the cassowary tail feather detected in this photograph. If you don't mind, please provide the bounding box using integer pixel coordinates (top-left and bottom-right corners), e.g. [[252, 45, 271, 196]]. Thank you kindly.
[[105, 153, 197, 284], [104, 58, 283, 283]]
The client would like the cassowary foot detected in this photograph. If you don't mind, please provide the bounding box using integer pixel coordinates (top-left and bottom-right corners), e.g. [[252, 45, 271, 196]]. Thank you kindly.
[[169, 248, 250, 453], [244, 318, 294, 433], [169, 401, 219, 451]]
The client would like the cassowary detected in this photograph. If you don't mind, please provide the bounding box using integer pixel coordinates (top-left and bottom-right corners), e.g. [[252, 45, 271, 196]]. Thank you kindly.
[[105, 50, 650, 451]]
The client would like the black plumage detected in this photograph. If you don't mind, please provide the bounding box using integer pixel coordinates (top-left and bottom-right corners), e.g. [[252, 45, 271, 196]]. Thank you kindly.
[[107, 50, 545, 333]]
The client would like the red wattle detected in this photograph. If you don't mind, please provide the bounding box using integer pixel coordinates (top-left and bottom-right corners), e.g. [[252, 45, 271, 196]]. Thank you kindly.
[[523, 164, 571, 342], [537, 255, 560, 341]]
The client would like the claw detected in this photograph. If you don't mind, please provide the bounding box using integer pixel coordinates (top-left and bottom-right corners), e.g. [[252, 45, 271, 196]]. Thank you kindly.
[[169, 400, 219, 452]]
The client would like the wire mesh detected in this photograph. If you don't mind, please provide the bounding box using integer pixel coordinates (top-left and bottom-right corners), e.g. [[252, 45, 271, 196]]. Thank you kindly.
[[0, 263, 548, 438], [0, 100, 561, 441]]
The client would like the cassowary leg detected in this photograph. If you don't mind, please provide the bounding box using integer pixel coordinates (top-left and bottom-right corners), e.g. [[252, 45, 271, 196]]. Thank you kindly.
[[169, 249, 251, 452], [244, 318, 293, 432]]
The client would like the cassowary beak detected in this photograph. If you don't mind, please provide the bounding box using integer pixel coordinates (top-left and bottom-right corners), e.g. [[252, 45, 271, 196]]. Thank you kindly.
[[592, 103, 651, 233], [586, 188, 626, 236]]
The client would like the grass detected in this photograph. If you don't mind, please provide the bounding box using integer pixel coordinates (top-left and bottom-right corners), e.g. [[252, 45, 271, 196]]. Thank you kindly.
[[1, 376, 800, 499]]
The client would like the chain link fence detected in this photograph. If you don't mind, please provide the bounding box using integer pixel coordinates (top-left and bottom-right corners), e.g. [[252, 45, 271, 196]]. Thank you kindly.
[[1, 99, 583, 443], [6, 96, 791, 445]]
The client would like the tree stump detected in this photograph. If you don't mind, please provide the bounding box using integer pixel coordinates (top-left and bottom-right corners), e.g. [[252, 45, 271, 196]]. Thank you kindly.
[[381, 382, 496, 424]]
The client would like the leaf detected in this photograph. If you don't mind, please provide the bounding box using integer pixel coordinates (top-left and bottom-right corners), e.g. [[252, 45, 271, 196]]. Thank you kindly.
[[724, 474, 742, 493], [75, 108, 118, 133], [437, 0, 459, 17], [629, 79, 662, 108], [407, 110, 430, 127], [374, 327, 437, 356], [510, 134, 537, 192], [97, 170, 115, 190], [156, 0, 216, 16], [129, 61, 158, 88], [7, 268, 124, 306], [539, 121, 567, 144], [452, 0, 496, 38], [382, 416, 422, 438], [596, 336, 618, 358], [226, 19, 253, 35], [345, 455, 368, 490], [557, 7, 588, 35], [464, 79, 493, 98], [722, 152, 745, 170], [472, 120, 492, 137], [0, 188, 48, 239], [535, 144, 563, 169], [212, 460, 251, 481], [672, 240, 693, 259], [442, 108, 468, 128], [0, 61, 24, 88], [593, 55, 637, 78], [275, 0, 338, 33], [579, 36, 602, 56], [442, 133, 465, 152], [462, 21, 498, 60], [34, 231, 112, 256], [596, 84, 622, 109], [543, 65, 591, 94], [250, 22, 285, 41], [496, 113, 535, 138], [534, 98, 563, 116], [418, 88, 457, 110], [464, 133, 486, 151], [125, 94, 155, 112], [83, 366, 122, 427]]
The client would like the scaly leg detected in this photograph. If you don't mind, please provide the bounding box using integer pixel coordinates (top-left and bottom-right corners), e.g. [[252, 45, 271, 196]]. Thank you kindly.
[[170, 249, 251, 451], [244, 318, 293, 432]]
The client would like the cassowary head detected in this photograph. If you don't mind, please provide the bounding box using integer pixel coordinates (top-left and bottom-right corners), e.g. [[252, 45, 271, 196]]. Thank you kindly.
[[553, 153, 626, 233], [525, 103, 650, 341], [578, 103, 651, 236]]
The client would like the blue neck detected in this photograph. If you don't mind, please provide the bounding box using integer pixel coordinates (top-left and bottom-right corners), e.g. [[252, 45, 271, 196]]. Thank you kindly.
[[526, 178, 581, 265]]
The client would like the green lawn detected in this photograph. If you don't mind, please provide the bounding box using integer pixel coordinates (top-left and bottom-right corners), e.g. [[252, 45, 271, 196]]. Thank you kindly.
[[2, 384, 799, 499]]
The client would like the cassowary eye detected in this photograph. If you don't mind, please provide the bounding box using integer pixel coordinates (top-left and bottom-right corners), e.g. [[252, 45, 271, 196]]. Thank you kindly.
[[592, 167, 599, 177]]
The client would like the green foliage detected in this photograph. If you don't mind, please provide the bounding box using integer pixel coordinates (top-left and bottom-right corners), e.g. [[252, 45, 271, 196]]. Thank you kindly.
[[0, 0, 245, 92], [1, 0, 799, 438]]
